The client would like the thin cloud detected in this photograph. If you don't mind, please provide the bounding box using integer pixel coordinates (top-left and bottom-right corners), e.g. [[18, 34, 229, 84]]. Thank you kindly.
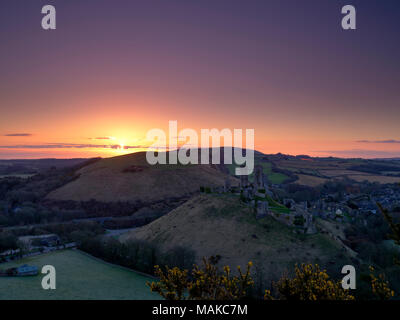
[[357, 139, 400, 144], [90, 137, 116, 140], [312, 149, 400, 158], [4, 133, 32, 137], [0, 143, 147, 150]]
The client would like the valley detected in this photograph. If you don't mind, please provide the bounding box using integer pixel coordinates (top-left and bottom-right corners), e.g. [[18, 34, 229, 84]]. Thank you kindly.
[[0, 150, 400, 299]]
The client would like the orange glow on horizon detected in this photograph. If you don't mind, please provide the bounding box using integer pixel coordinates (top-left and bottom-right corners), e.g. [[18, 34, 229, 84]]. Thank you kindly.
[[1, 115, 400, 159]]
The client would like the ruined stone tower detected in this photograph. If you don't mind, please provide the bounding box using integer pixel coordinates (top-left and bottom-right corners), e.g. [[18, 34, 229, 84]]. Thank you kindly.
[[254, 165, 264, 190], [224, 178, 231, 192], [240, 175, 249, 188]]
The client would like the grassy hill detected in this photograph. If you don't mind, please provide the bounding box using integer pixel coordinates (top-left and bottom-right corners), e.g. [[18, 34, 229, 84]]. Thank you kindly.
[[0, 250, 159, 300], [121, 194, 353, 283], [45, 152, 400, 204], [47, 152, 237, 203]]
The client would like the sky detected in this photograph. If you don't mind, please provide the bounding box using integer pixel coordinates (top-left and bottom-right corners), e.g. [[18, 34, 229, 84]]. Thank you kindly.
[[0, 0, 399, 159]]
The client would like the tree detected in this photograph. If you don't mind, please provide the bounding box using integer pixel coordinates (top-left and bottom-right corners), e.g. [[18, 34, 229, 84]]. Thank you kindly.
[[0, 232, 19, 252]]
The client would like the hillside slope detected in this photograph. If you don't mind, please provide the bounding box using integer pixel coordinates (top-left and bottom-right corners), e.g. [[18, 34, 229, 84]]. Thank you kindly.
[[121, 194, 354, 282], [47, 152, 237, 203]]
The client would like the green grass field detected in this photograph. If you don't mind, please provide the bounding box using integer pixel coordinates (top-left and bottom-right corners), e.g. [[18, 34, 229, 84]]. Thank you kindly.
[[227, 161, 289, 184], [257, 162, 289, 184], [0, 249, 160, 300]]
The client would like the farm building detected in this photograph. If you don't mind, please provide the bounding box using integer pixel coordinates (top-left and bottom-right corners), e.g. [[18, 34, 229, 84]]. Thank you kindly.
[[39, 235, 60, 247], [16, 264, 38, 276]]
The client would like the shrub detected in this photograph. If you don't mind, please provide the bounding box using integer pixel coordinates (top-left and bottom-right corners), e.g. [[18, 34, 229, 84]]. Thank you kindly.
[[293, 215, 305, 226], [265, 264, 354, 300], [148, 257, 254, 300], [369, 266, 395, 300]]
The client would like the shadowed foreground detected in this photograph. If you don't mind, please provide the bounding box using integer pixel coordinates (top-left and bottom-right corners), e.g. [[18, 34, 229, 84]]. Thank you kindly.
[[0, 249, 159, 300]]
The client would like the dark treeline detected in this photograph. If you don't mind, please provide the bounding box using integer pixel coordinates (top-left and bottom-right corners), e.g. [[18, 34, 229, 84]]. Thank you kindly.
[[349, 163, 400, 175], [44, 199, 142, 218], [79, 236, 196, 276]]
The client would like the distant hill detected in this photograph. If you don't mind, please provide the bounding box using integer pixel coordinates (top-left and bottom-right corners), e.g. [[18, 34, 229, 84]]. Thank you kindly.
[[121, 194, 355, 283], [45, 150, 400, 205], [47, 152, 238, 203], [0, 158, 95, 176]]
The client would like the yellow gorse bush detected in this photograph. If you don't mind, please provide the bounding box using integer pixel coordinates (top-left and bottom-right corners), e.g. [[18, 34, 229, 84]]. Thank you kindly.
[[369, 266, 394, 300], [149, 259, 395, 300], [148, 265, 189, 300], [147, 257, 254, 300], [265, 264, 354, 300]]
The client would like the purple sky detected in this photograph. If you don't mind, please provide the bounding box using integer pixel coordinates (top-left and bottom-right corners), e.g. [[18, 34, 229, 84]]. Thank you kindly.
[[0, 0, 399, 159]]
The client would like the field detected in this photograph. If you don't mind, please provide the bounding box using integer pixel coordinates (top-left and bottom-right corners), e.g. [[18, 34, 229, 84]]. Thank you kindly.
[[227, 160, 289, 184], [256, 162, 289, 184], [0, 249, 159, 300], [295, 174, 329, 187], [270, 157, 400, 187]]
